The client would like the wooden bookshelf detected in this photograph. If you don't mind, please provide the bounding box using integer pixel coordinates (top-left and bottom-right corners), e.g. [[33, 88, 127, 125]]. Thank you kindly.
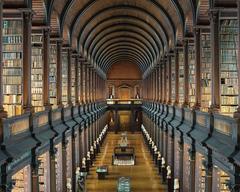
[[62, 50, 68, 106], [171, 55, 175, 103], [200, 32, 211, 111], [12, 165, 31, 192], [38, 153, 48, 192], [49, 44, 57, 107], [2, 19, 23, 117], [188, 44, 196, 107], [31, 33, 43, 112], [220, 19, 238, 116], [213, 166, 230, 192], [195, 152, 205, 192], [56, 143, 63, 192], [71, 56, 76, 105], [78, 60, 82, 102], [178, 49, 184, 105]]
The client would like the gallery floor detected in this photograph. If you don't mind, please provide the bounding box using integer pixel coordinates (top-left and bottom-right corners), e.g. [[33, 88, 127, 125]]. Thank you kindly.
[[86, 132, 167, 192]]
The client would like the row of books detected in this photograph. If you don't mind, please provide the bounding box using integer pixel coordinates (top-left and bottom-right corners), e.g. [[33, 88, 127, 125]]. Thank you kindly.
[[2, 76, 21, 84], [3, 44, 22, 52], [3, 85, 22, 94], [2, 35, 22, 44], [3, 95, 22, 104], [3, 52, 22, 59]]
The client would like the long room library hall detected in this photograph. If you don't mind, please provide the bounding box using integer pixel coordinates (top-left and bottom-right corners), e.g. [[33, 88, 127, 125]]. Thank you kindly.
[[0, 0, 240, 192]]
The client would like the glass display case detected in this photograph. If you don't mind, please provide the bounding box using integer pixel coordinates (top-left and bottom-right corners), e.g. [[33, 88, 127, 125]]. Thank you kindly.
[[2, 19, 23, 117], [219, 19, 238, 116], [31, 33, 43, 112], [200, 31, 211, 111], [12, 165, 31, 192]]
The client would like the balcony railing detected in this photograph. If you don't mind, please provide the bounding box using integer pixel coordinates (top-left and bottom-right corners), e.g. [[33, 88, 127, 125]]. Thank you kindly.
[[106, 99, 143, 105]]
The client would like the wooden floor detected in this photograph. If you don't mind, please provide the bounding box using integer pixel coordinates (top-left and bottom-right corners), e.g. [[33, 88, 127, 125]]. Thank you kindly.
[[86, 132, 167, 192]]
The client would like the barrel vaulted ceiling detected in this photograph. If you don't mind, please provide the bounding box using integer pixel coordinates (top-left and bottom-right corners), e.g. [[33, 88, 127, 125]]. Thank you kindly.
[[3, 0, 237, 77]]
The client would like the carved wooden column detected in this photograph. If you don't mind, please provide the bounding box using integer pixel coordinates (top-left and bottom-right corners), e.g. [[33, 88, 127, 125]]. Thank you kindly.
[[194, 28, 201, 109], [67, 48, 72, 106], [209, 9, 220, 112], [22, 10, 33, 113], [43, 28, 50, 108], [175, 49, 179, 105], [56, 40, 62, 107], [183, 39, 189, 107]]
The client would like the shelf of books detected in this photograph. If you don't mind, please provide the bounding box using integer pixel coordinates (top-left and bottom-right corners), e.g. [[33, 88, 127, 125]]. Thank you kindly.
[[171, 55, 176, 103], [71, 57, 76, 105], [195, 152, 205, 192], [31, 33, 43, 112], [200, 30, 211, 111], [178, 49, 184, 105], [212, 166, 230, 192], [183, 144, 190, 192], [66, 137, 73, 189], [78, 61, 82, 102], [55, 143, 63, 192], [12, 165, 31, 192], [188, 43, 196, 108], [2, 19, 23, 117], [38, 152, 50, 192], [220, 19, 238, 116], [49, 44, 57, 107], [62, 50, 68, 106]]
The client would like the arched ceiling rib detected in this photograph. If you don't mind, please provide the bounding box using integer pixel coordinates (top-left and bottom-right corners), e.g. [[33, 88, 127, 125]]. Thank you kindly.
[[42, 0, 205, 76]]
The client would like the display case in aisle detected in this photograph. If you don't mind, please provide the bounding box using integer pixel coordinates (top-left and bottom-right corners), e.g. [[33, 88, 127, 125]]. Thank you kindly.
[[2, 19, 23, 117], [49, 44, 57, 107], [31, 33, 43, 112], [200, 31, 211, 111], [219, 19, 238, 116], [11, 165, 31, 192]]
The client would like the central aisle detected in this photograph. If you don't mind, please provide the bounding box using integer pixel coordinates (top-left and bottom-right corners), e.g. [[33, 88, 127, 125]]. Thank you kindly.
[[86, 132, 167, 192]]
